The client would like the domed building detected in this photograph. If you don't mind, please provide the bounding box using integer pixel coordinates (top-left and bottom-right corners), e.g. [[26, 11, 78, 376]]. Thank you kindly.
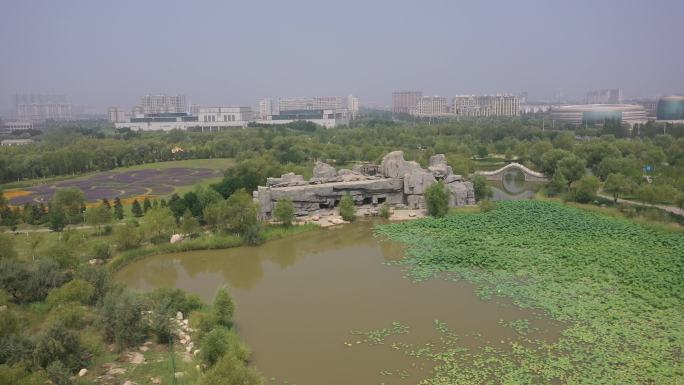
[[550, 104, 648, 126], [656, 95, 684, 121]]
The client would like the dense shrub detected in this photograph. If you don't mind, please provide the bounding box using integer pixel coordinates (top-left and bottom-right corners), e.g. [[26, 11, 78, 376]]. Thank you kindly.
[[339, 195, 356, 222], [46, 279, 95, 308], [198, 353, 262, 385], [425, 181, 450, 218], [471, 174, 492, 201], [33, 321, 86, 371], [212, 287, 235, 327], [273, 198, 295, 227], [200, 328, 250, 368], [99, 288, 146, 350]]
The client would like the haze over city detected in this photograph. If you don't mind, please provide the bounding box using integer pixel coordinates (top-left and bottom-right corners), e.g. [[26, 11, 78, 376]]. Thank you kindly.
[[1, 0, 683, 112]]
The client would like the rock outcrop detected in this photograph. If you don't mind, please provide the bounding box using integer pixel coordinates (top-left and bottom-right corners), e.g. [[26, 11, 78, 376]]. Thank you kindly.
[[254, 151, 475, 218]]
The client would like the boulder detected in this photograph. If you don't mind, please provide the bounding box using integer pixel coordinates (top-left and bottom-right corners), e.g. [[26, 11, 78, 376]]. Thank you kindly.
[[313, 162, 337, 179], [176, 311, 183, 320], [428, 154, 451, 178], [404, 169, 436, 195], [170, 234, 182, 244], [78, 368, 88, 377]]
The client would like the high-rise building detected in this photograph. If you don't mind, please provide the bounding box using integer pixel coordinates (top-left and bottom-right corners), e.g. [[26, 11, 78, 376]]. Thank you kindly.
[[107, 106, 129, 123], [412, 96, 450, 116], [453, 94, 520, 117], [259, 98, 274, 119], [137, 94, 186, 114], [392, 91, 423, 114], [277, 96, 344, 112], [15, 93, 72, 121], [585, 89, 622, 104], [347, 94, 360, 119]]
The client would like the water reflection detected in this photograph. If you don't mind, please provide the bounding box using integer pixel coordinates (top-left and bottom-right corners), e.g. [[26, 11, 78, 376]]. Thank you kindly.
[[116, 220, 560, 385], [491, 168, 544, 200]]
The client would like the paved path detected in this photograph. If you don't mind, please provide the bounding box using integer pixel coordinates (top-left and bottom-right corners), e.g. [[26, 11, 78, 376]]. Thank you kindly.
[[597, 192, 684, 217]]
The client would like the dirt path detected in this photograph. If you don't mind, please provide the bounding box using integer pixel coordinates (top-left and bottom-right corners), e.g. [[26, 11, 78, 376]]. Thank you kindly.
[[597, 191, 684, 217]]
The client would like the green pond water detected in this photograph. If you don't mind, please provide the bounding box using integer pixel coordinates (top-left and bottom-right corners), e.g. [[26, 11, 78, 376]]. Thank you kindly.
[[116, 220, 559, 384]]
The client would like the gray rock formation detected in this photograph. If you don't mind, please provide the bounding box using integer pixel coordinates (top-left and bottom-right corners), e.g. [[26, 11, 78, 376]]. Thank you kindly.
[[254, 151, 476, 218], [313, 161, 337, 179]]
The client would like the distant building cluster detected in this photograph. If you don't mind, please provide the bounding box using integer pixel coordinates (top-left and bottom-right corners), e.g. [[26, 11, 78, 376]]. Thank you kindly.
[[391, 91, 521, 117], [111, 93, 360, 131], [14, 93, 72, 122], [585, 88, 622, 104]]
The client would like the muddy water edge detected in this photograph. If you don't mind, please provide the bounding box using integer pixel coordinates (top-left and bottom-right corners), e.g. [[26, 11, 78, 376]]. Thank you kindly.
[[116, 220, 560, 385]]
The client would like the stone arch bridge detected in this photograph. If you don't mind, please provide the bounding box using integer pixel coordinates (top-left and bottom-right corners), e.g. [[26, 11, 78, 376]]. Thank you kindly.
[[476, 163, 549, 182]]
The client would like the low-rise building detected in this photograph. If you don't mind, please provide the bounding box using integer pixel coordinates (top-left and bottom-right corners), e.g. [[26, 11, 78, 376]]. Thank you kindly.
[[1, 139, 34, 146], [115, 107, 253, 131], [2, 121, 33, 130], [257, 108, 350, 129]]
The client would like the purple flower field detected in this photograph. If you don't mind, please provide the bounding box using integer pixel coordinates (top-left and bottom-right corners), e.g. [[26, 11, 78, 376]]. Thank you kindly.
[[8, 167, 222, 205]]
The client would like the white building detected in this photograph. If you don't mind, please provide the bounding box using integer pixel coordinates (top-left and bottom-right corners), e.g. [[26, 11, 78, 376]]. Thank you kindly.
[[347, 94, 360, 119], [257, 108, 350, 129], [2, 121, 33, 130], [453, 94, 520, 117], [1, 139, 34, 146], [107, 106, 129, 123], [412, 96, 451, 117], [137, 94, 187, 114], [15, 93, 72, 122], [277, 96, 345, 112], [198, 107, 253, 123], [259, 98, 274, 119]]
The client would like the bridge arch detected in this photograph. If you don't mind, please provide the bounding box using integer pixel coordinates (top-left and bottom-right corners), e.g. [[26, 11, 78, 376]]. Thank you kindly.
[[476, 162, 549, 182]]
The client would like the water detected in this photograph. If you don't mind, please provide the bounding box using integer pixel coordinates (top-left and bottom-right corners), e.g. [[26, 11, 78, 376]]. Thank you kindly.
[[490, 168, 544, 200], [117, 221, 559, 384]]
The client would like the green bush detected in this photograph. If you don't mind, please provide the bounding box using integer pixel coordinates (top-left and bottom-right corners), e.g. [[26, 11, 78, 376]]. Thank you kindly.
[[198, 351, 262, 385], [339, 195, 356, 222], [478, 200, 497, 213], [425, 181, 450, 218], [0, 233, 17, 260], [273, 198, 295, 227], [99, 288, 146, 350], [212, 287, 235, 327], [113, 220, 143, 251], [33, 321, 86, 371], [48, 303, 89, 329], [572, 175, 600, 203], [46, 280, 95, 308], [200, 328, 250, 368], [379, 203, 391, 219], [472, 174, 492, 201], [90, 241, 111, 260]]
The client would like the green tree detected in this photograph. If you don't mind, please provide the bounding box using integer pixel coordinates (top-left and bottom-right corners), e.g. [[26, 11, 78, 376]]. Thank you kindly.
[[200, 328, 250, 368], [0, 233, 17, 260], [33, 321, 86, 371], [636, 184, 657, 204], [101, 198, 111, 210], [48, 205, 67, 231], [46, 279, 95, 307], [99, 288, 146, 350], [273, 198, 295, 226], [131, 199, 143, 217], [142, 207, 176, 242], [558, 154, 586, 187], [339, 194, 356, 222], [113, 197, 124, 220], [472, 174, 493, 201], [50, 188, 85, 224], [213, 287, 235, 327], [168, 193, 187, 220], [84, 204, 113, 233], [142, 197, 152, 213], [198, 353, 261, 385], [572, 175, 600, 203], [425, 181, 450, 218], [113, 220, 143, 250], [546, 168, 568, 197], [540, 149, 572, 175], [180, 209, 200, 235], [603, 173, 634, 203], [225, 189, 260, 234]]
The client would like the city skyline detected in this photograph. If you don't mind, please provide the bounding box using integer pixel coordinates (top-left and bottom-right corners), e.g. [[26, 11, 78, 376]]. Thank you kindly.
[[2, 0, 683, 112]]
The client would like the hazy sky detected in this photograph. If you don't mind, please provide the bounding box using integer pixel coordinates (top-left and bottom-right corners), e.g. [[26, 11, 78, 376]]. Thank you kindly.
[[1, 0, 683, 112]]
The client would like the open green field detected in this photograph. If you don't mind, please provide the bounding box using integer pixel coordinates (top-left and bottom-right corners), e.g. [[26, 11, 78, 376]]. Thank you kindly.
[[1, 158, 232, 190], [376, 200, 684, 384], [3, 159, 233, 206]]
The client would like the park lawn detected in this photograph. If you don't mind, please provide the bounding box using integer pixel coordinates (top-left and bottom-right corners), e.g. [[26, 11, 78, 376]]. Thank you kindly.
[[1, 158, 233, 191]]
